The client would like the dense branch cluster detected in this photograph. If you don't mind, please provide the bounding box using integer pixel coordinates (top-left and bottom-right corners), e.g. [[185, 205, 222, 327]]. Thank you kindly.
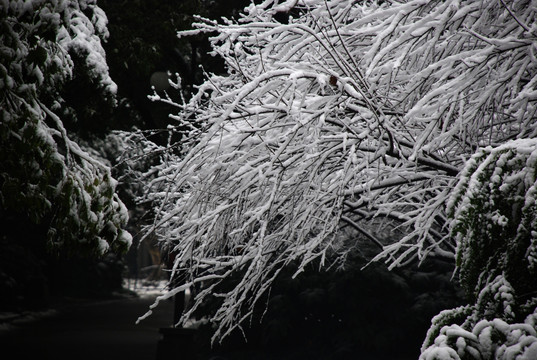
[[140, 0, 537, 342]]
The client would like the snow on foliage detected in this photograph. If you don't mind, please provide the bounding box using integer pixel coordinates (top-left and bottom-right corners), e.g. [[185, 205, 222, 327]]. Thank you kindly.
[[421, 311, 537, 360], [421, 293, 537, 360], [0, 0, 130, 255], [447, 139, 537, 299], [140, 0, 537, 342], [421, 139, 537, 359]]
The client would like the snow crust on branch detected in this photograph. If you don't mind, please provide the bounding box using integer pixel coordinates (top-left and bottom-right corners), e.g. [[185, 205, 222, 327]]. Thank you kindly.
[[142, 0, 537, 342]]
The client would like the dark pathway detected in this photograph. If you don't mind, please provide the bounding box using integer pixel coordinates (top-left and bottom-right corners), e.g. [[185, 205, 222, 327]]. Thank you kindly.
[[0, 295, 174, 360]]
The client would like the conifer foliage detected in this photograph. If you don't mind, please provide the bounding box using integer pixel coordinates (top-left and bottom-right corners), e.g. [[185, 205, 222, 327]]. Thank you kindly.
[[141, 0, 537, 350], [421, 139, 537, 359], [0, 0, 131, 255]]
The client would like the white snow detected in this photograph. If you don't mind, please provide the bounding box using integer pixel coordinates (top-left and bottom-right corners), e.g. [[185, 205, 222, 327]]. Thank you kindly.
[[138, 0, 537, 346]]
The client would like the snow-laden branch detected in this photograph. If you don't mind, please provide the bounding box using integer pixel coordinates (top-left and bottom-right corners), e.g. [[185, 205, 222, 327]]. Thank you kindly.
[[141, 0, 537, 341]]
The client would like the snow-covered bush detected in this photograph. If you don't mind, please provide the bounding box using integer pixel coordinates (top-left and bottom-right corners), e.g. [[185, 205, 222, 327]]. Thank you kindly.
[[140, 0, 537, 344], [421, 139, 537, 359], [448, 139, 537, 301], [0, 0, 131, 255], [421, 311, 537, 360], [421, 285, 537, 360]]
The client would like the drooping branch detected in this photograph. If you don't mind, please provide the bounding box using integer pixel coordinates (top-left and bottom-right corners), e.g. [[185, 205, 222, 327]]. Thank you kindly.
[[140, 0, 537, 341]]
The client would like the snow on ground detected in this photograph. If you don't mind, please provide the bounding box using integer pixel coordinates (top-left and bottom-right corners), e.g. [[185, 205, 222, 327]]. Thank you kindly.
[[122, 278, 168, 298]]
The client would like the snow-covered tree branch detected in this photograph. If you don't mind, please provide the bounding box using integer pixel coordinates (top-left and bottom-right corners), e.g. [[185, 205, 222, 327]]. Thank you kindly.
[[141, 0, 537, 343]]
